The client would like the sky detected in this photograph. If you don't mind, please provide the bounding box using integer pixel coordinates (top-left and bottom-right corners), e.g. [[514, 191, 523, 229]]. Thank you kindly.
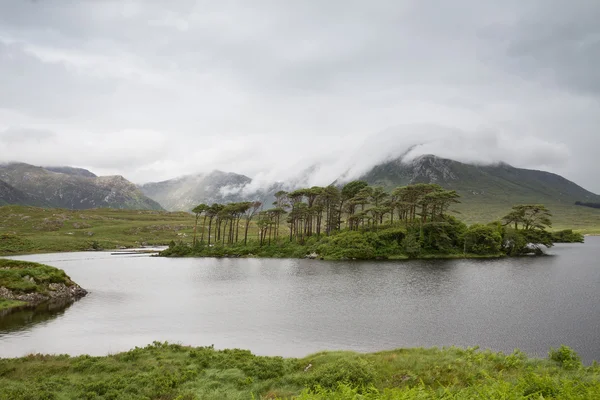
[[0, 0, 599, 191]]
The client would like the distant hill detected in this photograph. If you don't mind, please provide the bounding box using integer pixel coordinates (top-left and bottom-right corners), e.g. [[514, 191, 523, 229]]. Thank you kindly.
[[0, 179, 44, 207], [359, 154, 600, 226], [44, 166, 97, 178], [140, 170, 257, 211], [0, 163, 163, 210]]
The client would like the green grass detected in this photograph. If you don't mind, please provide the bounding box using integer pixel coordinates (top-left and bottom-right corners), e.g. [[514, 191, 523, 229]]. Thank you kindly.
[[0, 259, 73, 294], [0, 205, 198, 255], [453, 200, 600, 234], [0, 259, 81, 313], [0, 342, 598, 399], [0, 205, 280, 256], [0, 299, 26, 312]]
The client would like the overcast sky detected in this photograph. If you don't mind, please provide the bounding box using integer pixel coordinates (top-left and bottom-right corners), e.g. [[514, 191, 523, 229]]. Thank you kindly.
[[0, 1, 599, 191]]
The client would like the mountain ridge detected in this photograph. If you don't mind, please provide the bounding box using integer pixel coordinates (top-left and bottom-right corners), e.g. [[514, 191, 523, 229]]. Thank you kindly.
[[0, 162, 163, 210]]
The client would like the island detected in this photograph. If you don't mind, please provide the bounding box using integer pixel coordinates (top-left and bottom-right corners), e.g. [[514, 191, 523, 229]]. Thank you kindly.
[[0, 259, 87, 315], [160, 182, 585, 260]]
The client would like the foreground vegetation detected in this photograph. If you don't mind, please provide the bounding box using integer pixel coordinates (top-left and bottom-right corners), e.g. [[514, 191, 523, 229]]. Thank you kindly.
[[0, 342, 598, 399], [0, 259, 85, 312], [162, 182, 585, 260]]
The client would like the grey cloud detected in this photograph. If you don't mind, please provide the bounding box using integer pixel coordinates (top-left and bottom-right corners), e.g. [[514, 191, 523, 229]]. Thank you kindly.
[[0, 1, 598, 191], [0, 127, 55, 143]]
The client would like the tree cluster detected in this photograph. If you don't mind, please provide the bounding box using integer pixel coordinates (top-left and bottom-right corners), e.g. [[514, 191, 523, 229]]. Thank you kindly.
[[170, 182, 572, 260]]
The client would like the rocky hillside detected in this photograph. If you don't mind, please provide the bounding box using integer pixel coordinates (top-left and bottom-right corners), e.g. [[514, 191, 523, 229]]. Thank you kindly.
[[359, 154, 600, 224], [0, 180, 43, 207], [44, 166, 97, 178], [0, 163, 163, 210], [361, 154, 600, 204], [140, 170, 261, 211], [139, 155, 600, 226]]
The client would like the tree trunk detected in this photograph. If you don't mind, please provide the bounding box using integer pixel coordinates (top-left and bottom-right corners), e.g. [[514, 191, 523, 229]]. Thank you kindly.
[[200, 215, 207, 244], [193, 214, 199, 246], [244, 217, 251, 245]]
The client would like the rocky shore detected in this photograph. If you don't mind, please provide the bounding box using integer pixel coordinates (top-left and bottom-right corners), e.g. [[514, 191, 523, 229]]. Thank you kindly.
[[0, 258, 88, 315], [0, 282, 87, 306]]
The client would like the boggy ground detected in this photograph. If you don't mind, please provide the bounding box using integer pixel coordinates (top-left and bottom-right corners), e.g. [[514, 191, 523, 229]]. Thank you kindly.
[[0, 342, 598, 399]]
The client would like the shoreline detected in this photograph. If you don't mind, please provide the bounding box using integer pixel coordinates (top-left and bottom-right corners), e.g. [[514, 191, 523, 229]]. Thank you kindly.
[[0, 259, 88, 314]]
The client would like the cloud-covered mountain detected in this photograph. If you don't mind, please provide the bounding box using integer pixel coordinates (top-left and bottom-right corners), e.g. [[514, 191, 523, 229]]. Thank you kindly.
[[139, 153, 600, 226], [358, 154, 600, 223], [0, 163, 163, 210], [139, 170, 256, 211]]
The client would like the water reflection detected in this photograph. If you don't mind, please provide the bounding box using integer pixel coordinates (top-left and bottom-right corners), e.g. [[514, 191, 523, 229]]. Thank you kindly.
[[0, 299, 74, 335]]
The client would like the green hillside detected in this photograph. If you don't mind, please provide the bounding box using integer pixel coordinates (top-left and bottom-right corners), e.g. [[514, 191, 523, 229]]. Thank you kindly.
[[361, 155, 600, 231]]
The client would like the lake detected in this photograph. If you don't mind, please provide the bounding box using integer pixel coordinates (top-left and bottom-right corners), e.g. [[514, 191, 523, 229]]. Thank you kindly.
[[2, 237, 600, 363]]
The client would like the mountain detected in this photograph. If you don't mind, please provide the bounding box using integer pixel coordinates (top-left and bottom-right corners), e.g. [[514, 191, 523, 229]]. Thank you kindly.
[[0, 179, 44, 207], [140, 170, 257, 211], [0, 163, 163, 210], [44, 166, 97, 178], [139, 154, 600, 227], [359, 154, 600, 224]]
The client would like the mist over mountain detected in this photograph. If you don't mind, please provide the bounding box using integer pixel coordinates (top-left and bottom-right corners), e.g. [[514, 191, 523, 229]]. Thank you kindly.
[[2, 150, 599, 227], [139, 170, 253, 211], [0, 163, 163, 210], [136, 153, 600, 228]]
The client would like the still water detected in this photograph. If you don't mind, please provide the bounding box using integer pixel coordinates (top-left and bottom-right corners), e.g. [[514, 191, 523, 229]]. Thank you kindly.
[[2, 238, 600, 362]]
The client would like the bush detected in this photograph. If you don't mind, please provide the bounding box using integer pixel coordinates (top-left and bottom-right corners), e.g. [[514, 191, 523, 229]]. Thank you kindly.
[[160, 241, 192, 256], [462, 224, 502, 255], [548, 345, 582, 369], [303, 357, 376, 390], [501, 229, 529, 256], [552, 229, 585, 243], [420, 216, 467, 253], [317, 231, 377, 260], [401, 232, 421, 258]]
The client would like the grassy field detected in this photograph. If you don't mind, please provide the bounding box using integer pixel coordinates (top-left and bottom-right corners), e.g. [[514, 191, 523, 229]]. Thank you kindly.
[[0, 205, 199, 255], [0, 342, 598, 399], [453, 201, 600, 234]]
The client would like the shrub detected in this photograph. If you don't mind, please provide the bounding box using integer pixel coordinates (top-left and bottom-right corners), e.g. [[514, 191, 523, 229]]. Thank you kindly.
[[462, 224, 502, 255], [548, 345, 582, 369], [317, 231, 377, 260], [552, 229, 585, 243], [303, 357, 376, 390], [401, 232, 421, 257]]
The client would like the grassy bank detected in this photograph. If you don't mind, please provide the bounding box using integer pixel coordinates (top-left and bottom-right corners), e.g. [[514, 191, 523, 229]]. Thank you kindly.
[[0, 259, 85, 313], [0, 205, 198, 256], [0, 298, 26, 312], [0, 342, 597, 399]]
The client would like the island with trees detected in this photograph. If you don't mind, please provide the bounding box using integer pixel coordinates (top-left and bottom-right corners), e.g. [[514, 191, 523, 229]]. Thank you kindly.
[[161, 181, 584, 260]]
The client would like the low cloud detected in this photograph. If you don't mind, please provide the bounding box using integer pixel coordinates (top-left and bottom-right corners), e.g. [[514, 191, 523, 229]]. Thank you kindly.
[[0, 1, 598, 192], [0, 127, 56, 143]]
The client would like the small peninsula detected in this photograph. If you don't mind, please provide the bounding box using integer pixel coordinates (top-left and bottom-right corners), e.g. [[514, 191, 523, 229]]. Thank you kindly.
[[0, 259, 87, 314]]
